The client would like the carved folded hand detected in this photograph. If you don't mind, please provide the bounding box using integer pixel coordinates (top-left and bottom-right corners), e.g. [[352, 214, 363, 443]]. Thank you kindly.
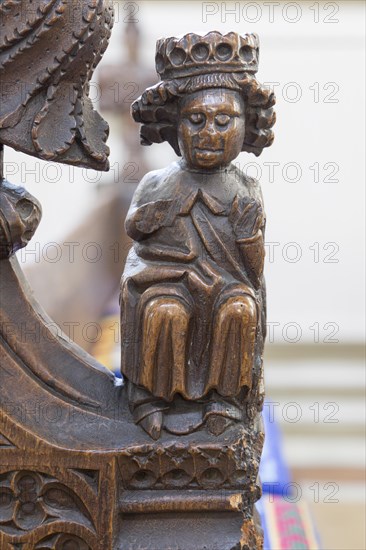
[[125, 199, 177, 240], [229, 196, 265, 241], [229, 196, 265, 288]]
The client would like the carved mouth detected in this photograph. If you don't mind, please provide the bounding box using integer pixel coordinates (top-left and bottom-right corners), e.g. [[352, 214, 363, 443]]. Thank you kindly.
[[195, 148, 223, 154]]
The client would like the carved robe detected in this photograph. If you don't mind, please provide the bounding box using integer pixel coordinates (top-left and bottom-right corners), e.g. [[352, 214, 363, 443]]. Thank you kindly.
[[120, 161, 266, 402]]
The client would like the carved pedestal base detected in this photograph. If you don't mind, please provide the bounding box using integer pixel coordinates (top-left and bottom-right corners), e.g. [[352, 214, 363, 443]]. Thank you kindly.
[[1, 393, 264, 549]]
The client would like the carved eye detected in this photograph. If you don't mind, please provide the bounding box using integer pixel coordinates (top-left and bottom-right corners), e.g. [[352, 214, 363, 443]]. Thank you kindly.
[[215, 114, 231, 127], [188, 113, 204, 125]]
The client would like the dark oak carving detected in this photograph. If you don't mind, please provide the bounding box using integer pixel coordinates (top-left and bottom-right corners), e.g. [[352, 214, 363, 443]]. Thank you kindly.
[[121, 31, 274, 440], [0, 0, 114, 171], [0, 7, 275, 548]]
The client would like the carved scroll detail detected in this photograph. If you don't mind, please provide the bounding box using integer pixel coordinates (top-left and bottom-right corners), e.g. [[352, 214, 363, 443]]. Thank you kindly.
[[0, 471, 95, 536]]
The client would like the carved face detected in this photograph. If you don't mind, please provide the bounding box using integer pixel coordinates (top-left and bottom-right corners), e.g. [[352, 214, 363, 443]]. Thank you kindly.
[[177, 89, 245, 170], [0, 186, 42, 258]]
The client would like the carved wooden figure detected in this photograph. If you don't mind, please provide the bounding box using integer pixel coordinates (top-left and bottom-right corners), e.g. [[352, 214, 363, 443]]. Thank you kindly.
[[121, 31, 275, 441], [0, 6, 275, 547]]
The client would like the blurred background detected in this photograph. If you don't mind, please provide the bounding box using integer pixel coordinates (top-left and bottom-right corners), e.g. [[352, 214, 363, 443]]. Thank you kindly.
[[3, 1, 365, 548]]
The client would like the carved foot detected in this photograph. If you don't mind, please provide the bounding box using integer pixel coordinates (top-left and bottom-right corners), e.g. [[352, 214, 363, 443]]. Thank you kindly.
[[206, 414, 233, 436], [127, 382, 168, 440], [139, 410, 163, 440], [204, 396, 241, 435]]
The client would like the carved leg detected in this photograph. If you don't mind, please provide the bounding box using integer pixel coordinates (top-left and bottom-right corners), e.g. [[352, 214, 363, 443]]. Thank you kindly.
[[124, 297, 191, 440], [209, 293, 257, 396], [141, 296, 191, 400]]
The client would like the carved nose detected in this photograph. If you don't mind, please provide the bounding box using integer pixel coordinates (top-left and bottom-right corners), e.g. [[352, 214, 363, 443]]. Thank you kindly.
[[198, 122, 216, 138]]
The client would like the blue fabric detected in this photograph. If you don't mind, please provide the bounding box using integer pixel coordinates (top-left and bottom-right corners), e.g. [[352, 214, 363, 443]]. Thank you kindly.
[[260, 400, 292, 495], [258, 401, 291, 549]]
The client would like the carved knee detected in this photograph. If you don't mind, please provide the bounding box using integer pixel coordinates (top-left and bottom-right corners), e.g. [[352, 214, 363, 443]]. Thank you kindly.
[[143, 297, 190, 326], [218, 295, 257, 326], [209, 294, 257, 395]]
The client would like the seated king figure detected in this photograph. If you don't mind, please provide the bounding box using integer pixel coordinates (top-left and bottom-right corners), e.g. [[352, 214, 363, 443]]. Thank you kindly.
[[120, 32, 275, 440]]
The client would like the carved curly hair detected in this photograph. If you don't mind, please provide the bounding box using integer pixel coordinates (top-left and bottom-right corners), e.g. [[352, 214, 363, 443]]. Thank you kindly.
[[131, 72, 276, 157]]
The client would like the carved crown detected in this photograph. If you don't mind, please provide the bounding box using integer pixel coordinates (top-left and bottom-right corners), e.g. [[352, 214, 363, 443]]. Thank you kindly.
[[155, 31, 259, 80]]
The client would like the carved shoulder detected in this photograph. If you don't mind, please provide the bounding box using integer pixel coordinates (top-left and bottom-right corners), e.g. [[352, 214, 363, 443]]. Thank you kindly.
[[232, 165, 264, 205], [130, 162, 181, 208], [125, 163, 181, 241]]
